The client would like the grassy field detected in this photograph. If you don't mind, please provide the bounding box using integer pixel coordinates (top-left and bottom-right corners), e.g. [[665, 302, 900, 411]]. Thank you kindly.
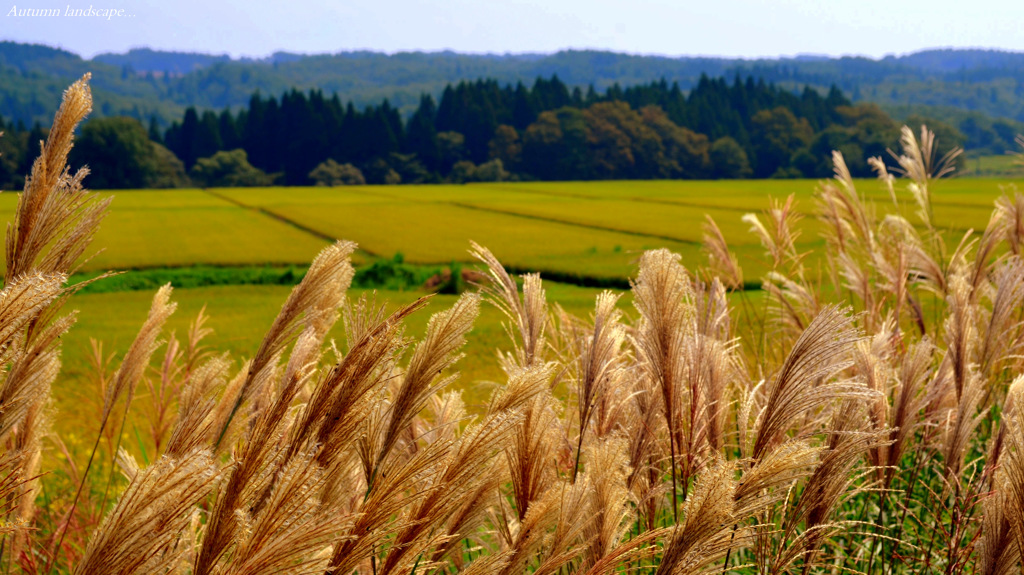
[[961, 153, 1024, 177], [53, 281, 624, 462], [0, 189, 331, 272], [1, 178, 1014, 280]]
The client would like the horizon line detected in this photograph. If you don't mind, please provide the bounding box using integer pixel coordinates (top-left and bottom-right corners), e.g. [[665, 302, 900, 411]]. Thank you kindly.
[[5, 39, 1024, 63]]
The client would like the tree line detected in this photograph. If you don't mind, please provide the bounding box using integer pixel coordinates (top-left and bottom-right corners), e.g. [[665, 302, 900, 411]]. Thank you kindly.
[[0, 74, 965, 190], [7, 42, 1024, 154]]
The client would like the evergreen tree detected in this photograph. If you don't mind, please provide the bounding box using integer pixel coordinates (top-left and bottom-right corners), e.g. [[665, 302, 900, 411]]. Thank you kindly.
[[218, 110, 241, 150], [167, 107, 200, 168], [511, 83, 538, 130], [405, 95, 440, 171], [147, 115, 163, 144], [196, 110, 222, 161]]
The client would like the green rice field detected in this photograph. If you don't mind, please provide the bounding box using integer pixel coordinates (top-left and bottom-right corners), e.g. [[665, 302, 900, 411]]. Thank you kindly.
[[1, 178, 1015, 279], [210, 178, 1018, 281]]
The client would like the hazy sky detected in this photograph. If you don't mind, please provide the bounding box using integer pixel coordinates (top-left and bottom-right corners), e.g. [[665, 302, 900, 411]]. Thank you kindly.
[[3, 0, 1023, 60]]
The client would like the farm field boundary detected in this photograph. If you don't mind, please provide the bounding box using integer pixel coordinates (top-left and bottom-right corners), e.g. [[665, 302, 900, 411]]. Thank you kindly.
[[69, 258, 641, 295]]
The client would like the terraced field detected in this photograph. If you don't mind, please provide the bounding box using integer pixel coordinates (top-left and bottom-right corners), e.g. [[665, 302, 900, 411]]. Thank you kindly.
[[213, 177, 1021, 284], [1, 177, 1013, 285]]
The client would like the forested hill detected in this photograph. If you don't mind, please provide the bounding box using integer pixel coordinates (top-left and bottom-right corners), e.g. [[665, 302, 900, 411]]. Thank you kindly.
[[2, 42, 1024, 152], [0, 74, 975, 189], [4, 43, 1024, 119]]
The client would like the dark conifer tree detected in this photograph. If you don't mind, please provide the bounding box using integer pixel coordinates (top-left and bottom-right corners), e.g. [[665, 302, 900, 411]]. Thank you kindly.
[[218, 110, 241, 150], [170, 107, 200, 168], [241, 93, 267, 169], [512, 82, 538, 130], [196, 111, 222, 160], [405, 94, 440, 171], [148, 116, 163, 144]]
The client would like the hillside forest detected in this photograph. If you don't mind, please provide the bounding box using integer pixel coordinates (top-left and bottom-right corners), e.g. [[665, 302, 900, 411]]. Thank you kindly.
[[0, 75, 970, 189]]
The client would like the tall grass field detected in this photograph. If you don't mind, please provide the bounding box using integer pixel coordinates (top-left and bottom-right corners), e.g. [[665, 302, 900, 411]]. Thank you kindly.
[[3, 74, 1024, 574]]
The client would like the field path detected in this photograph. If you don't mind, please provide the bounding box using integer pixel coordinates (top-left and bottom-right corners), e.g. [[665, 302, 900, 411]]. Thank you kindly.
[[450, 201, 698, 244], [202, 188, 382, 258], [473, 181, 991, 239], [475, 183, 758, 215], [473, 182, 984, 236], [202, 188, 335, 242], [347, 186, 702, 245]]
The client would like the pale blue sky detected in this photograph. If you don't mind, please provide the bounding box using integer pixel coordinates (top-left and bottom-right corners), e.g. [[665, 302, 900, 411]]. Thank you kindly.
[[2, 0, 1022, 59]]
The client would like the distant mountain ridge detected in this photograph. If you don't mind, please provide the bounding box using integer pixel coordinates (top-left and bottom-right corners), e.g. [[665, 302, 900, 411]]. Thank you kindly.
[[2, 41, 1023, 151], [92, 49, 231, 75], [84, 46, 1024, 76], [887, 48, 1024, 72]]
